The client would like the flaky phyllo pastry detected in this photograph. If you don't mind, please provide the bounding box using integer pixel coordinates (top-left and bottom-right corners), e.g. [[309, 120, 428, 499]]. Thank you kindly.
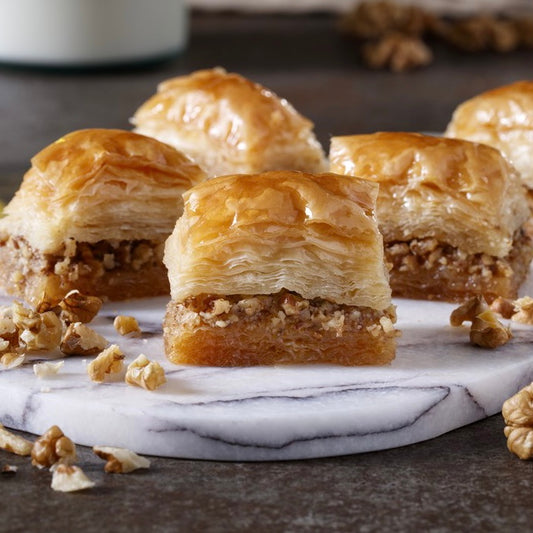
[[0, 128, 206, 306], [131, 67, 327, 178], [329, 132, 533, 303], [163, 170, 397, 366], [445, 80, 533, 193]]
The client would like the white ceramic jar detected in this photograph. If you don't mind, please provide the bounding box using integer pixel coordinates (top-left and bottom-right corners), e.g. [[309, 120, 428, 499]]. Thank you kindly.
[[0, 0, 188, 67]]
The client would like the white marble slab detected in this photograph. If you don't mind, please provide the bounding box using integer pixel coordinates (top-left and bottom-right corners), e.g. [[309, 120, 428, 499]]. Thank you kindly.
[[1, 287, 533, 461]]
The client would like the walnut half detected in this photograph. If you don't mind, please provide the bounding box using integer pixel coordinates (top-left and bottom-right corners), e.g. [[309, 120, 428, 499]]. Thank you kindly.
[[502, 382, 533, 460]]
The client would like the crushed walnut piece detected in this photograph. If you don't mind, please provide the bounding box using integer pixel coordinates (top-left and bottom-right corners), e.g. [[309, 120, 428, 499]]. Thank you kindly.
[[33, 360, 64, 379], [1, 352, 25, 369], [61, 322, 108, 356], [12, 303, 63, 352], [113, 315, 141, 337], [0, 423, 33, 456], [125, 354, 166, 391], [1, 464, 18, 475], [510, 297, 533, 325], [502, 382, 533, 460], [93, 445, 150, 473], [362, 32, 433, 72], [51, 464, 95, 492], [470, 309, 512, 349], [59, 290, 102, 325], [490, 297, 515, 319], [443, 14, 519, 53], [31, 425, 77, 469], [87, 344, 124, 383], [339, 0, 430, 39], [450, 296, 511, 349]]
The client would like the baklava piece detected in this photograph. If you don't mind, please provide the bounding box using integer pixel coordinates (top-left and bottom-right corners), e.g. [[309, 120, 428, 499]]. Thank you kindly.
[[445, 81, 533, 197], [0, 129, 206, 307], [131, 67, 327, 178], [330, 132, 533, 303], [163, 170, 397, 366]]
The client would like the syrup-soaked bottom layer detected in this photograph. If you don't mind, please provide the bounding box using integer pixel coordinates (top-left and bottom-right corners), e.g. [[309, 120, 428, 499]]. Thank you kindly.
[[0, 236, 169, 307], [164, 290, 398, 367], [386, 229, 533, 303]]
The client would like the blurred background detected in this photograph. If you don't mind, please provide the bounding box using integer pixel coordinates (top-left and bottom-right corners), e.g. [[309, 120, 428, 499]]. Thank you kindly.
[[0, 0, 532, 199]]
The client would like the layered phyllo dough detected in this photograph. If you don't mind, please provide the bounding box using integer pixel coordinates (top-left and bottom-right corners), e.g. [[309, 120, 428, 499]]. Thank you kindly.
[[163, 170, 397, 366], [445, 80, 533, 194], [131, 67, 327, 178], [330, 132, 533, 303], [0, 128, 206, 306]]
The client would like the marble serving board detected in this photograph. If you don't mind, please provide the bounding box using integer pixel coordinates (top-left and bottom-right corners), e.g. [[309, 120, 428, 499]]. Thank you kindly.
[[2, 286, 533, 462]]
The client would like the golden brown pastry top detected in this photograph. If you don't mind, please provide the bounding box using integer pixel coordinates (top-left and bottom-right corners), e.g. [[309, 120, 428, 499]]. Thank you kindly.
[[329, 132, 529, 257], [445, 81, 533, 189], [164, 170, 392, 310], [131, 67, 327, 177], [0, 129, 206, 253]]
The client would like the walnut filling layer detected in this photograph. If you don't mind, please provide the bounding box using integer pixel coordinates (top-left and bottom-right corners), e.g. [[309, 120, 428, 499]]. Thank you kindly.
[[385, 229, 533, 302], [177, 290, 397, 337], [4, 237, 164, 281], [0, 236, 168, 305]]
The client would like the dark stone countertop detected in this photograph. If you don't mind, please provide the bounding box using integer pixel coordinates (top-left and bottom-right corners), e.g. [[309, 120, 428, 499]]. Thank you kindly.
[[1, 12, 533, 533]]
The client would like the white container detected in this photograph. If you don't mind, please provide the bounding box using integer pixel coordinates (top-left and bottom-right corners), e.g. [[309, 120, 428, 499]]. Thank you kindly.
[[0, 0, 188, 67]]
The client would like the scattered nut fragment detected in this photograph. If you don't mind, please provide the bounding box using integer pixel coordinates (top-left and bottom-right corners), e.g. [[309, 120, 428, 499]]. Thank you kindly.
[[113, 315, 141, 337], [12, 303, 63, 352], [502, 382, 533, 460], [93, 445, 150, 473], [31, 425, 77, 469], [87, 344, 124, 383], [490, 297, 515, 319], [51, 464, 95, 492], [33, 360, 64, 379], [60, 322, 108, 356], [0, 423, 33, 456], [450, 296, 488, 326], [59, 290, 102, 324], [1, 352, 25, 369], [510, 296, 533, 325], [470, 309, 512, 349], [125, 354, 166, 391], [1, 464, 18, 475], [339, 0, 429, 39], [444, 14, 519, 53], [450, 296, 511, 348], [362, 32, 433, 72]]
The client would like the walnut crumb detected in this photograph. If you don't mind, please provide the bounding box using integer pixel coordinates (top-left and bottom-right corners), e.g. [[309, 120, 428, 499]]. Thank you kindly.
[[31, 425, 77, 469], [511, 296, 533, 325], [450, 296, 511, 348], [51, 464, 95, 492], [490, 297, 515, 319], [12, 303, 62, 352], [502, 382, 533, 460], [1, 464, 18, 475], [362, 32, 433, 72], [0, 423, 33, 456], [93, 445, 151, 473], [113, 315, 142, 337], [1, 352, 25, 369], [87, 344, 124, 383], [59, 290, 102, 324], [125, 354, 166, 391], [33, 360, 64, 379], [61, 322, 108, 356]]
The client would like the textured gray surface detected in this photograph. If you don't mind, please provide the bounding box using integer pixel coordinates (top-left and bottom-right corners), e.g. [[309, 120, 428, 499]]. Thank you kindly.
[[1, 12, 533, 532]]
